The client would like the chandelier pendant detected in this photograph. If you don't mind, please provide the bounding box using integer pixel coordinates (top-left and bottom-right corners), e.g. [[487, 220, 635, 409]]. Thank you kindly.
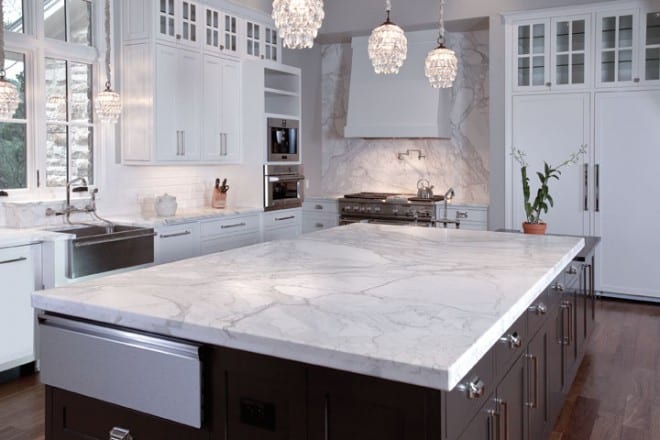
[[95, 0, 121, 124], [425, 0, 457, 88], [368, 0, 407, 75], [272, 0, 325, 49]]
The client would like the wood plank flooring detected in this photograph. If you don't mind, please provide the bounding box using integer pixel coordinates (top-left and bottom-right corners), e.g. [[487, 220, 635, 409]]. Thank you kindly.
[[0, 298, 657, 440]]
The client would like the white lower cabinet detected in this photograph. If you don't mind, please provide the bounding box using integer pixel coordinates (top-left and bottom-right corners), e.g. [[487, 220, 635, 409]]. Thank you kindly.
[[263, 209, 303, 242], [302, 198, 339, 233], [154, 223, 201, 265], [199, 214, 260, 255], [0, 244, 39, 372], [436, 204, 489, 231]]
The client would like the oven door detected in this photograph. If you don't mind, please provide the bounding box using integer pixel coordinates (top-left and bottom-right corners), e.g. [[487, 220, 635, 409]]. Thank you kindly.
[[264, 175, 304, 211]]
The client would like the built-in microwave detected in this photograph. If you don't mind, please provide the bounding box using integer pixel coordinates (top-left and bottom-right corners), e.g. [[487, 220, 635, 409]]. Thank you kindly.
[[267, 118, 299, 162]]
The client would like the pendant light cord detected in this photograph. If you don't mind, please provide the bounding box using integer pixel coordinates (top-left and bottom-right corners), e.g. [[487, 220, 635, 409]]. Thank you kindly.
[[0, 0, 6, 77], [103, 0, 112, 89], [438, 0, 446, 46]]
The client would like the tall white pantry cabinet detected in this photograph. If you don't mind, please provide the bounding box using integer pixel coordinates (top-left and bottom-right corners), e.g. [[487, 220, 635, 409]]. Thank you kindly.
[[505, 1, 660, 300]]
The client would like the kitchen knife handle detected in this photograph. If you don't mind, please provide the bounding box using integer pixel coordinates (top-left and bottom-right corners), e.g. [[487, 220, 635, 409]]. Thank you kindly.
[[595, 164, 600, 213], [583, 164, 588, 211]]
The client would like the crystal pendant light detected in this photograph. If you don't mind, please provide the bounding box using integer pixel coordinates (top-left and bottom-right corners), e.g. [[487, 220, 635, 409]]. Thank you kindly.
[[0, 0, 20, 119], [368, 0, 407, 75], [95, 0, 121, 124], [425, 0, 458, 88], [272, 0, 324, 49]]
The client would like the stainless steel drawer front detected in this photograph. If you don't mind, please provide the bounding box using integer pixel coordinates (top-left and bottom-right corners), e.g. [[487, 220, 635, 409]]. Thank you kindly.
[[39, 316, 203, 428]]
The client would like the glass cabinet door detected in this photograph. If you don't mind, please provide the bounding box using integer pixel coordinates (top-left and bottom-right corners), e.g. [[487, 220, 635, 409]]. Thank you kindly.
[[515, 21, 549, 89], [205, 7, 220, 50], [643, 11, 660, 82], [552, 16, 589, 87], [158, 0, 176, 39], [223, 13, 240, 55], [246, 21, 262, 58], [180, 1, 198, 45], [597, 10, 638, 85], [264, 26, 279, 62]]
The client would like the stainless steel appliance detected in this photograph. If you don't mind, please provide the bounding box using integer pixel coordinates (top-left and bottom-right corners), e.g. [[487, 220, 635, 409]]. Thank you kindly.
[[339, 192, 441, 226], [267, 118, 299, 162], [264, 164, 304, 211]]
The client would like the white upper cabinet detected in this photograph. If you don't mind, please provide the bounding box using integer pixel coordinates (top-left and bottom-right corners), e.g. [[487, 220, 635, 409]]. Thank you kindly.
[[245, 20, 281, 62], [595, 9, 639, 87], [204, 6, 241, 58], [513, 15, 590, 91], [641, 8, 660, 84], [156, 0, 201, 48]]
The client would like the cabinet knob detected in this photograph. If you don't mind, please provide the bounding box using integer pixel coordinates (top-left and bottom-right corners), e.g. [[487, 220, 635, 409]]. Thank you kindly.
[[633, 78, 640, 83], [176, 34, 181, 40], [500, 332, 522, 349], [220, 45, 225, 50], [545, 82, 552, 87], [552, 282, 565, 292], [566, 265, 578, 275], [528, 303, 547, 315], [109, 427, 133, 440], [457, 377, 485, 400], [260, 55, 265, 59]]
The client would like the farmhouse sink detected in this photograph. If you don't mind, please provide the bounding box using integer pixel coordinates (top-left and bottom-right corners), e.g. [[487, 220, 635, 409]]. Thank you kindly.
[[53, 224, 156, 278]]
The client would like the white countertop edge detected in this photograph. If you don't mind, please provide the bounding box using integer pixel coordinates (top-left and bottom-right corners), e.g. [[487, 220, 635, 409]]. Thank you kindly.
[[32, 235, 583, 392], [0, 229, 75, 249]]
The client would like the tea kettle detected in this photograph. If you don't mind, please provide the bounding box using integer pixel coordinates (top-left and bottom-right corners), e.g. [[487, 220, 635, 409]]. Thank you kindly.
[[416, 179, 434, 199]]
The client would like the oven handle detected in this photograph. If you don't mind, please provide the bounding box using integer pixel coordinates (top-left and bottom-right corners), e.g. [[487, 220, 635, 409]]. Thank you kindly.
[[267, 176, 305, 183]]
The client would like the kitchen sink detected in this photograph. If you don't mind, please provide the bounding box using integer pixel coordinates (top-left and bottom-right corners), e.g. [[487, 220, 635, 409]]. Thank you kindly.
[[53, 224, 156, 279]]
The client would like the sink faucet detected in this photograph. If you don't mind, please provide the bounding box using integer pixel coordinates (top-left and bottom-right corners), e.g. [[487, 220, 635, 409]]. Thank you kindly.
[[66, 177, 88, 216]]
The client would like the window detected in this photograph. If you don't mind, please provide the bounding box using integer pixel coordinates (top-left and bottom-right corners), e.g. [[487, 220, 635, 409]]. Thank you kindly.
[[0, 0, 98, 192], [0, 52, 27, 189], [45, 58, 94, 186]]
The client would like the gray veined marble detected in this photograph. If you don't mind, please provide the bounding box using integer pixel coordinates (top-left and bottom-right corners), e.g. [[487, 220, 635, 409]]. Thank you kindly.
[[33, 225, 583, 391], [320, 30, 489, 204]]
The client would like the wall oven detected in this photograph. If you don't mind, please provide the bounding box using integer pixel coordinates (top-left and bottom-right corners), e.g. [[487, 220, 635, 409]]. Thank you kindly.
[[267, 118, 299, 162], [264, 164, 304, 211]]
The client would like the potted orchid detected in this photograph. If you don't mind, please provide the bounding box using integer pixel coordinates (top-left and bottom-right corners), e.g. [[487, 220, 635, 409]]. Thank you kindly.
[[511, 145, 587, 234]]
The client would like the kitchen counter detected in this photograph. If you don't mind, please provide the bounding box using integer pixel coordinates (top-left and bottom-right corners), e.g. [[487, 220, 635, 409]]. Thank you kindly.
[[108, 206, 264, 227], [32, 224, 582, 391], [0, 227, 73, 249]]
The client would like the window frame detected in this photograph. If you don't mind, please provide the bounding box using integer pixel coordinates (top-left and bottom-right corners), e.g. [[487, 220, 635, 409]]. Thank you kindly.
[[1, 0, 104, 198]]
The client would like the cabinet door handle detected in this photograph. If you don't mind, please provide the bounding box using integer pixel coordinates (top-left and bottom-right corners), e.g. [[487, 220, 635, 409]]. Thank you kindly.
[[456, 211, 468, 219], [314, 204, 324, 210], [0, 256, 27, 265], [500, 332, 522, 349], [224, 133, 228, 155], [561, 301, 573, 345], [594, 164, 600, 212], [109, 427, 133, 440], [176, 130, 181, 156], [275, 215, 295, 221], [487, 408, 498, 440], [315, 223, 324, 228], [160, 231, 191, 239], [526, 353, 539, 409], [495, 399, 509, 440], [583, 163, 589, 211], [566, 265, 578, 275], [323, 393, 330, 440], [221, 222, 246, 229], [457, 377, 485, 399], [181, 130, 186, 156]]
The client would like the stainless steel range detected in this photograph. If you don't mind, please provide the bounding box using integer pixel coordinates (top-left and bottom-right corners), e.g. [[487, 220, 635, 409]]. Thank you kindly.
[[339, 192, 444, 227]]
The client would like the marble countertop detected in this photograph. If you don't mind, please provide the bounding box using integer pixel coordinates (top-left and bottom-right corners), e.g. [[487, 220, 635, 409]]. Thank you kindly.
[[107, 206, 264, 227], [0, 228, 73, 249], [32, 224, 582, 391]]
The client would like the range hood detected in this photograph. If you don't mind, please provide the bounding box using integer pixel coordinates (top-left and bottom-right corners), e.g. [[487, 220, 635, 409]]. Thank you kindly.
[[344, 29, 452, 139]]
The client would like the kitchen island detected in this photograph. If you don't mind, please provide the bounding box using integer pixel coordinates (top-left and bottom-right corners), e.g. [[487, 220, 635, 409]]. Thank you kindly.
[[32, 224, 591, 440]]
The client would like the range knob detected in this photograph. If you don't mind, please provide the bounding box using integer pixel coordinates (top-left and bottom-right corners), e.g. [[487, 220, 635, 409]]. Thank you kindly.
[[374, 206, 381, 213], [343, 206, 350, 212]]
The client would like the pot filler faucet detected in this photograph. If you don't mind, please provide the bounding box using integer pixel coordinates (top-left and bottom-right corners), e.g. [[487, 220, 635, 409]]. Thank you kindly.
[[433, 187, 460, 229], [46, 177, 115, 231]]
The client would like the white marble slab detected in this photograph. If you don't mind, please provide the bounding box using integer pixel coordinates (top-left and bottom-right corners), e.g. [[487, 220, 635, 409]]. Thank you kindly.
[[107, 206, 264, 227], [0, 228, 73, 249], [32, 225, 583, 391]]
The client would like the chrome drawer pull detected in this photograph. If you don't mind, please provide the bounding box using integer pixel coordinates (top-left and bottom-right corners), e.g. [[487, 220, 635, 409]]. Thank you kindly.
[[221, 222, 246, 229], [0, 257, 27, 265], [566, 265, 578, 275], [456, 211, 468, 219], [525, 353, 539, 409], [457, 377, 485, 399], [109, 427, 133, 440], [314, 204, 323, 210], [160, 231, 191, 239], [552, 282, 565, 292], [528, 303, 547, 315], [275, 215, 295, 221], [500, 332, 522, 349]]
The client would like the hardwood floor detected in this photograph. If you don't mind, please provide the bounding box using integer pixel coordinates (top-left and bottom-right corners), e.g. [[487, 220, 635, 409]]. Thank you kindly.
[[0, 298, 658, 440]]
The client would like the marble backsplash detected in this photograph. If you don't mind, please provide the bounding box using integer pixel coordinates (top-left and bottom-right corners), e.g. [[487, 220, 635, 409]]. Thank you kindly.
[[320, 30, 489, 204]]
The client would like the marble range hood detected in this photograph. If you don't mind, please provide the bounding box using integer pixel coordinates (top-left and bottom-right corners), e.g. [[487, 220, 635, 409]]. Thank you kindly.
[[344, 29, 451, 139]]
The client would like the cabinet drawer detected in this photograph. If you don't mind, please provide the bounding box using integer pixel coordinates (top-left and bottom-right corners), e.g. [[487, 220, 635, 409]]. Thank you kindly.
[[200, 232, 260, 255], [563, 262, 581, 289], [155, 222, 200, 265], [40, 316, 203, 428], [48, 387, 208, 440], [443, 206, 488, 225], [302, 213, 338, 233], [200, 214, 259, 238], [302, 199, 338, 214], [445, 349, 494, 440], [494, 314, 527, 380], [263, 209, 302, 228]]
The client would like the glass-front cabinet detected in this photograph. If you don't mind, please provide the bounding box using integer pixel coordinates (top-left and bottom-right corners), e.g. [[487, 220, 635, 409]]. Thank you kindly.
[[552, 16, 590, 88], [514, 15, 590, 91], [204, 7, 240, 57], [514, 20, 550, 90], [643, 10, 660, 83], [596, 10, 638, 86], [157, 0, 200, 48]]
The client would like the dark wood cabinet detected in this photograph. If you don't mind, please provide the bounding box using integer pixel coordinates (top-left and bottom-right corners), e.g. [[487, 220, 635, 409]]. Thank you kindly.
[[497, 355, 527, 440], [457, 396, 498, 440], [308, 367, 441, 440], [528, 319, 551, 440]]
